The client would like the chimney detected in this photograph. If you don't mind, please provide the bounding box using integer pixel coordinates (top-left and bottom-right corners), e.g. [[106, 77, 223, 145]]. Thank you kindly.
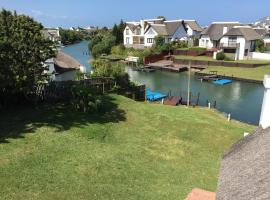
[[223, 26, 228, 34], [259, 75, 270, 129]]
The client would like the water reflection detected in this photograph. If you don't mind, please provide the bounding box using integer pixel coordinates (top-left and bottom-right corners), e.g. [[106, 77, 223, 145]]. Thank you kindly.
[[126, 67, 264, 125]]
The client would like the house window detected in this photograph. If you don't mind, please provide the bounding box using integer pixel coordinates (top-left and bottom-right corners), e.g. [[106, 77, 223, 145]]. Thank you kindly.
[[228, 36, 237, 44], [168, 38, 172, 42], [126, 37, 130, 44], [147, 38, 154, 43], [135, 28, 141, 35], [126, 28, 130, 35]]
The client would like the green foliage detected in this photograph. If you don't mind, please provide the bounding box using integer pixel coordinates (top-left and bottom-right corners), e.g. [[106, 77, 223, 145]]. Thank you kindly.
[[256, 39, 265, 52], [112, 20, 126, 45], [154, 35, 165, 46], [91, 59, 125, 79], [91, 34, 116, 58], [71, 84, 101, 113], [216, 52, 226, 60], [171, 40, 188, 50], [0, 9, 55, 95], [59, 29, 84, 45], [111, 44, 127, 56]]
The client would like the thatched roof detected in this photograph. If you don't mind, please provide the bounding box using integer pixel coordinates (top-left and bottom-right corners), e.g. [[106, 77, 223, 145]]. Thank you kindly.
[[151, 24, 169, 36], [224, 27, 262, 40], [184, 20, 203, 32], [201, 22, 241, 40], [216, 127, 270, 200], [53, 52, 81, 73], [164, 21, 185, 35]]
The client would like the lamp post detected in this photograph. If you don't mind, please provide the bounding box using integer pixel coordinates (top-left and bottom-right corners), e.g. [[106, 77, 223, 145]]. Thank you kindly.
[[187, 60, 191, 107]]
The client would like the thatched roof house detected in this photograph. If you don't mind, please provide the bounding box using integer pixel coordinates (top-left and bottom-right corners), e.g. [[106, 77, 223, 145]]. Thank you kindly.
[[53, 52, 81, 74], [216, 127, 270, 200]]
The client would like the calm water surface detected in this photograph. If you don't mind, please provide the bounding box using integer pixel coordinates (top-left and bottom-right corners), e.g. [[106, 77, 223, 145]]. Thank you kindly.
[[62, 41, 264, 125]]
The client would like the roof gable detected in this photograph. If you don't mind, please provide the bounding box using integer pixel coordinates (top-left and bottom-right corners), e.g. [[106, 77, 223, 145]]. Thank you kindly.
[[224, 27, 262, 40]]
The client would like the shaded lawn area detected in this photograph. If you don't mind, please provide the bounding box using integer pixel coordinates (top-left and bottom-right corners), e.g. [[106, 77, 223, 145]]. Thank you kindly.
[[0, 95, 254, 200], [202, 65, 270, 81], [174, 55, 270, 65]]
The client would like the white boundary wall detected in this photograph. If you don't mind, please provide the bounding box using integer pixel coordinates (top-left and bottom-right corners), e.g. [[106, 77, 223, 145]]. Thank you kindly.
[[248, 52, 270, 61]]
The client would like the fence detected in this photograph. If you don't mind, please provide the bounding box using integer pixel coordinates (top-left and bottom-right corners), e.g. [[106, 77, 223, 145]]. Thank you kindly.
[[0, 77, 146, 107], [144, 53, 168, 64], [248, 52, 270, 61]]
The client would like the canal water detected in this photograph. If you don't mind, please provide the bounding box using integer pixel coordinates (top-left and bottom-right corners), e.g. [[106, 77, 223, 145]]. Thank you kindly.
[[61, 41, 264, 125]]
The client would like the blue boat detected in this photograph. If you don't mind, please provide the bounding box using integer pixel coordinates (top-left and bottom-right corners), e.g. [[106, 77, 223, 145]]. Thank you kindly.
[[146, 90, 167, 101], [213, 79, 233, 85]]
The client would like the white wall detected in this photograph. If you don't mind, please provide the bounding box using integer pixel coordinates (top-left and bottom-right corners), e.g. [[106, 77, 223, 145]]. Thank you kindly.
[[220, 36, 246, 60], [144, 27, 158, 47], [199, 35, 214, 49], [260, 75, 270, 129], [249, 52, 270, 60]]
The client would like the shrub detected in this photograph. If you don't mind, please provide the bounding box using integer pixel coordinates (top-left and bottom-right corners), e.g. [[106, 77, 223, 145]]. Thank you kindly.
[[111, 44, 126, 56], [71, 85, 102, 113], [216, 52, 226, 60], [171, 41, 188, 50]]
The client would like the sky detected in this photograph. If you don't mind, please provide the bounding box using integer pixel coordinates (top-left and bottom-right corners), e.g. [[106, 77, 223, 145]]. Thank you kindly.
[[1, 0, 270, 28]]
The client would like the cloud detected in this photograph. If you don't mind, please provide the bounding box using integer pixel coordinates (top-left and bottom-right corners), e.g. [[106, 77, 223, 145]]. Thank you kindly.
[[31, 9, 43, 16]]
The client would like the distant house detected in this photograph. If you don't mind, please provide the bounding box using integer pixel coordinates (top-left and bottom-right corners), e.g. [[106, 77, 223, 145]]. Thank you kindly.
[[45, 52, 84, 82], [254, 16, 270, 32], [42, 28, 61, 44], [254, 27, 270, 46], [200, 22, 261, 60], [199, 22, 241, 49], [220, 26, 261, 60], [123, 18, 202, 48]]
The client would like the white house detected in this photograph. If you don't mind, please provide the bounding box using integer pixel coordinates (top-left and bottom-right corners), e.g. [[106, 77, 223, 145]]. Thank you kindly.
[[200, 22, 261, 60], [219, 26, 261, 60], [123, 18, 202, 48], [199, 22, 241, 49], [42, 28, 61, 44]]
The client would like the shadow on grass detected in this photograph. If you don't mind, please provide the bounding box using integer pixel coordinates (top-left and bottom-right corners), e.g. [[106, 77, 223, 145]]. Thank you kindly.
[[0, 95, 126, 143]]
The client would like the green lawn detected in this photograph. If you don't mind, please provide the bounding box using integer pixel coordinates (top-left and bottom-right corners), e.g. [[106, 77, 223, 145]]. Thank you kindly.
[[0, 95, 254, 200], [174, 55, 270, 65], [202, 65, 270, 81]]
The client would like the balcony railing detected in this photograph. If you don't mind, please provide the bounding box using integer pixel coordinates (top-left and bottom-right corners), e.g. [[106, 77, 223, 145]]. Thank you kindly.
[[220, 43, 240, 48]]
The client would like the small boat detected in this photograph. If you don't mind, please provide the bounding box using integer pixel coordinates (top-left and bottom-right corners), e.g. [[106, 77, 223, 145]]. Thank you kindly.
[[213, 79, 233, 85]]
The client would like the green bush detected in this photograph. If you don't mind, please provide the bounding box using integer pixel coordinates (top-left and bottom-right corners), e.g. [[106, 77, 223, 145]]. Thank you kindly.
[[216, 52, 226, 60], [111, 44, 127, 56], [71, 85, 102, 113], [171, 41, 188, 50]]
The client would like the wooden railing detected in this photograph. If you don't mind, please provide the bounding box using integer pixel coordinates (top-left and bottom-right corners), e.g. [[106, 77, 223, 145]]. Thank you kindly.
[[220, 43, 240, 48]]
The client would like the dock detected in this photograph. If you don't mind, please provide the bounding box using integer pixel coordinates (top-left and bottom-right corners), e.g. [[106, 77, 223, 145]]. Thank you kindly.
[[146, 90, 167, 102], [164, 96, 182, 106], [147, 60, 188, 72]]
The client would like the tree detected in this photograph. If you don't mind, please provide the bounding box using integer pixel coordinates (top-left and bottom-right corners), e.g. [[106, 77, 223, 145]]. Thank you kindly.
[[0, 9, 55, 96], [157, 16, 166, 21], [91, 34, 116, 58], [112, 20, 126, 45], [256, 39, 266, 52], [154, 35, 165, 46]]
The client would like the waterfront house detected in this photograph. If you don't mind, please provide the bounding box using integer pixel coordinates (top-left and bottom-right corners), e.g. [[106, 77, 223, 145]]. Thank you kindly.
[[123, 18, 202, 48], [45, 52, 84, 82], [216, 75, 270, 200], [254, 16, 270, 32], [199, 22, 261, 60], [199, 22, 241, 49], [42, 28, 61, 44], [219, 26, 261, 60]]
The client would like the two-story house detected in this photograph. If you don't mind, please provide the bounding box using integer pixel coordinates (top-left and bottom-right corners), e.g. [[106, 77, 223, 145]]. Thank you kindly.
[[123, 18, 202, 48]]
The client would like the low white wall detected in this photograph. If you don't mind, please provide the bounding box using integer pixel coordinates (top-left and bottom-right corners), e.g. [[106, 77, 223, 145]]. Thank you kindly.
[[249, 52, 270, 61]]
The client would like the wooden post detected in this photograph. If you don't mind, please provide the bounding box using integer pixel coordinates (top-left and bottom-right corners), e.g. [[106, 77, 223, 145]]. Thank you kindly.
[[196, 92, 200, 106], [102, 83, 105, 94]]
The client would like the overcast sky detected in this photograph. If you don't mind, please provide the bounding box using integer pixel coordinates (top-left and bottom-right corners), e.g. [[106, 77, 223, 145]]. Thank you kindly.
[[1, 0, 269, 28]]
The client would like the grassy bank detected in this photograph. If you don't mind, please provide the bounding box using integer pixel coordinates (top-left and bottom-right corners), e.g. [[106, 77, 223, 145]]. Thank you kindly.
[[0, 95, 254, 200], [174, 55, 270, 65], [202, 65, 270, 81]]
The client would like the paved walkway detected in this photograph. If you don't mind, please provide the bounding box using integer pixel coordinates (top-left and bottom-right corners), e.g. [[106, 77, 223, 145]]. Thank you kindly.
[[185, 188, 216, 200]]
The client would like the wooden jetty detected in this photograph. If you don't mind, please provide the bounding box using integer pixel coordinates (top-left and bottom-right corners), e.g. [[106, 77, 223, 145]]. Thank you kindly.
[[198, 71, 219, 81], [164, 96, 182, 106], [147, 60, 187, 72]]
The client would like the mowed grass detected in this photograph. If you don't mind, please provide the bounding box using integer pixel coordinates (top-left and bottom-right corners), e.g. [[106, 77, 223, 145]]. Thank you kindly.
[[202, 65, 270, 81], [0, 95, 254, 200], [174, 55, 270, 65]]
